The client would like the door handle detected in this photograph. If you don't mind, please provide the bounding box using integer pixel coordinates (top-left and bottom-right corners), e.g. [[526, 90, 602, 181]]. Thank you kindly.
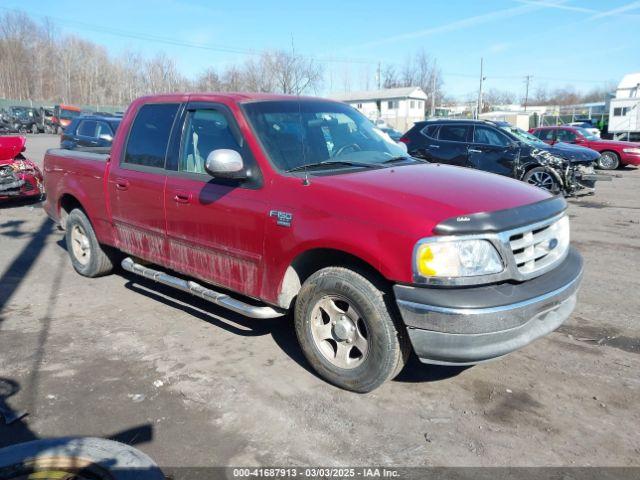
[[428, 144, 440, 149], [173, 192, 191, 204], [468, 148, 482, 153], [115, 178, 130, 191]]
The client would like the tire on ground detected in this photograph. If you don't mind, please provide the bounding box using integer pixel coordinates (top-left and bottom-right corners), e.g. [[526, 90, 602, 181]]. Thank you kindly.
[[294, 266, 410, 393], [64, 208, 114, 277], [522, 166, 562, 194], [598, 151, 620, 170]]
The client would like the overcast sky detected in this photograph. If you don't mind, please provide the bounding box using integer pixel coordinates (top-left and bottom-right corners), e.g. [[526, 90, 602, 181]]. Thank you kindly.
[[4, 0, 640, 98]]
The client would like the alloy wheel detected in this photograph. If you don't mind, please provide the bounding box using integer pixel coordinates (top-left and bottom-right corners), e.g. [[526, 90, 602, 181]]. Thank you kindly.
[[310, 295, 369, 369]]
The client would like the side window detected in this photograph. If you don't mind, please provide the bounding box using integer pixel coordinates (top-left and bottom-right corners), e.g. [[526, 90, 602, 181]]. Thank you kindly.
[[180, 109, 242, 174], [536, 129, 555, 141], [473, 126, 510, 146], [95, 121, 113, 140], [77, 120, 97, 137], [421, 124, 438, 139], [556, 129, 576, 142], [438, 125, 470, 142], [124, 103, 179, 168]]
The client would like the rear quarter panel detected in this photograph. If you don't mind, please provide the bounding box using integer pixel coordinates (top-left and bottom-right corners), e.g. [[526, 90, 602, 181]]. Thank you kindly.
[[43, 150, 115, 245]]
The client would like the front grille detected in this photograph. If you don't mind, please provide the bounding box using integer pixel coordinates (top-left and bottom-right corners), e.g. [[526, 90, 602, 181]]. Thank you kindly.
[[507, 215, 570, 277]]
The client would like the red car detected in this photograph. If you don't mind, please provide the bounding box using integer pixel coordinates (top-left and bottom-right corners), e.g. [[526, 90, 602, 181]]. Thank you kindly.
[[529, 125, 640, 170], [43, 93, 583, 392], [0, 136, 44, 201]]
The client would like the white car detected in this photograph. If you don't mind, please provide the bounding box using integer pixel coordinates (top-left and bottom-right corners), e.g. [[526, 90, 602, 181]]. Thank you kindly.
[[568, 122, 600, 138]]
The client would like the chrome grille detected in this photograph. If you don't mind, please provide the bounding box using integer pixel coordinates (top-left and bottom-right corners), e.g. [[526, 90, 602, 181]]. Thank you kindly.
[[506, 215, 570, 277]]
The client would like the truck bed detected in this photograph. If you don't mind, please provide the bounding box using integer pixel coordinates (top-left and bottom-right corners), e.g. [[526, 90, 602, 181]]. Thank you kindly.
[[43, 148, 115, 244]]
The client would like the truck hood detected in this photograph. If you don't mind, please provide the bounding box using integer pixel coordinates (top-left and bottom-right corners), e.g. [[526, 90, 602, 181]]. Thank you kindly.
[[309, 163, 551, 235], [0, 136, 26, 162]]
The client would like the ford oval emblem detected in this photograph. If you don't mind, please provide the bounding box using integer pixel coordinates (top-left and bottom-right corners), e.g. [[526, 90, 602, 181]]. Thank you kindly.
[[549, 238, 558, 249]]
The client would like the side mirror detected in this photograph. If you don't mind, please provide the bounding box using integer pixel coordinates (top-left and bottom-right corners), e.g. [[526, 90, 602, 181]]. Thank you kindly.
[[204, 149, 247, 179]]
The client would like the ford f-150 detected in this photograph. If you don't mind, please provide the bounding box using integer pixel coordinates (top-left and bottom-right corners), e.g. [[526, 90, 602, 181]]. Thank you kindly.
[[43, 93, 583, 392]]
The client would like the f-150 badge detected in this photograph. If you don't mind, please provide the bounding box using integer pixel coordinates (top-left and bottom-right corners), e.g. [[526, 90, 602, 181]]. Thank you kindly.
[[269, 210, 293, 227]]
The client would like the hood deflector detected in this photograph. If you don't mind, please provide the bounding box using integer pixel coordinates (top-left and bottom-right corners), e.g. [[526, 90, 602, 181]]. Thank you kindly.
[[433, 195, 567, 235]]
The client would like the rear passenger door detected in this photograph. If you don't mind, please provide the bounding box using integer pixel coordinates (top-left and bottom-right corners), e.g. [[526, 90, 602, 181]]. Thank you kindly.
[[108, 102, 181, 265], [431, 124, 472, 167], [468, 125, 518, 177]]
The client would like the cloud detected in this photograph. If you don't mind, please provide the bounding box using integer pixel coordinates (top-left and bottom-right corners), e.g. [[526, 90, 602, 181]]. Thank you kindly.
[[347, 0, 590, 50], [515, 0, 597, 14], [588, 0, 640, 19]]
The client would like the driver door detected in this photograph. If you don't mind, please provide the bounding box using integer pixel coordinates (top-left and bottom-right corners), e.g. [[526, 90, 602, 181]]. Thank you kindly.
[[163, 102, 268, 297], [468, 125, 518, 177]]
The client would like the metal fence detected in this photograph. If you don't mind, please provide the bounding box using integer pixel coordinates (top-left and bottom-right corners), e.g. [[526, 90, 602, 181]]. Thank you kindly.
[[0, 98, 126, 114]]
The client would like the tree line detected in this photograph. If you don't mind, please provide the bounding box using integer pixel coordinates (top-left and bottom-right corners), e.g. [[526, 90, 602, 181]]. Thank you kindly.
[[0, 11, 323, 107]]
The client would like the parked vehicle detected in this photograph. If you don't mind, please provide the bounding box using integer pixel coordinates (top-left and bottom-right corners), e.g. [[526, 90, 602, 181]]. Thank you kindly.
[[52, 104, 82, 134], [567, 121, 600, 138], [400, 119, 602, 195], [44, 94, 583, 392], [6, 106, 44, 134], [0, 136, 44, 201], [530, 125, 640, 170], [61, 115, 122, 150]]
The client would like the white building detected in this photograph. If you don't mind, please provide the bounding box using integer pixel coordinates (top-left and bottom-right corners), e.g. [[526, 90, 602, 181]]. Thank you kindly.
[[608, 72, 640, 135], [331, 86, 428, 132]]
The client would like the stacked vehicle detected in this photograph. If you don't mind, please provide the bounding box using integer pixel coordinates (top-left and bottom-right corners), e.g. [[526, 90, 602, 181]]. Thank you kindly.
[[0, 136, 44, 201]]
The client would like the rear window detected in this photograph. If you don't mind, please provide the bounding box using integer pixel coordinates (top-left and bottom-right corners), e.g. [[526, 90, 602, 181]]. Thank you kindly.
[[420, 124, 438, 138], [124, 103, 179, 168]]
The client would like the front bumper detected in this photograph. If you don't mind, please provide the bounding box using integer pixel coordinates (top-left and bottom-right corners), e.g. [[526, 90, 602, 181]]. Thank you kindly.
[[394, 247, 583, 365], [620, 152, 640, 166]]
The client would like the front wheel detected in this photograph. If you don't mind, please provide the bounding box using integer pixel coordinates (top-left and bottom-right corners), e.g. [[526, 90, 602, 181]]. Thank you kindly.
[[523, 167, 562, 194], [597, 151, 620, 170], [294, 267, 409, 392], [65, 208, 114, 277]]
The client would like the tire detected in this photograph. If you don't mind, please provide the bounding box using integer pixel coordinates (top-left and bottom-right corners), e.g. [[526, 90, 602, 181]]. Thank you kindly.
[[294, 267, 409, 393], [597, 151, 620, 170], [523, 167, 562, 194], [65, 208, 114, 277]]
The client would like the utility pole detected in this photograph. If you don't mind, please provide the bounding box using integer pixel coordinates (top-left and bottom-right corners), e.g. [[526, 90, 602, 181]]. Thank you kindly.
[[430, 74, 436, 118], [477, 58, 485, 119], [376, 62, 381, 90], [523, 75, 532, 111]]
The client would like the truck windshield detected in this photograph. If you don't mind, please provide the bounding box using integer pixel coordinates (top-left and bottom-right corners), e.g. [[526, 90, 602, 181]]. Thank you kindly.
[[61, 109, 81, 120], [242, 100, 407, 172]]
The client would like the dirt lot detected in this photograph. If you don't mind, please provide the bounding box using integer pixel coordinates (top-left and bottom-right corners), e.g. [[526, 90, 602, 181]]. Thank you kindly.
[[1, 134, 639, 467]]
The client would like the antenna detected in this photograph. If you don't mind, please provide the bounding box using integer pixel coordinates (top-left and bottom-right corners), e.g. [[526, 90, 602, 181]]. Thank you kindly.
[[291, 34, 310, 186]]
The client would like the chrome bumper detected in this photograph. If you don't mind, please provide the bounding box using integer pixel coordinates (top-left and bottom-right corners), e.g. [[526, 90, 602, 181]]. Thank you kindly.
[[394, 247, 583, 365]]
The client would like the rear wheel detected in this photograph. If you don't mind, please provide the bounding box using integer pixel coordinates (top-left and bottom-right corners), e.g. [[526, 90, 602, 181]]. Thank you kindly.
[[523, 167, 562, 194], [294, 267, 409, 392], [597, 151, 620, 170], [65, 208, 114, 277]]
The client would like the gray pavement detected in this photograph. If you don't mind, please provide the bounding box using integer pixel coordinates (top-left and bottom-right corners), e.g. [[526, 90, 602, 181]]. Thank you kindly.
[[0, 134, 638, 467]]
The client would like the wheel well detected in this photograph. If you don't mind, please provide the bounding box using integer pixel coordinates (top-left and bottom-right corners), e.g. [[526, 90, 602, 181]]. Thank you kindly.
[[58, 194, 85, 229], [277, 248, 389, 309]]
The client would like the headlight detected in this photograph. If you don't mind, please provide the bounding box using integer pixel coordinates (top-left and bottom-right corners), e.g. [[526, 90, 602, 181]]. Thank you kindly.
[[623, 148, 640, 154], [415, 239, 503, 279]]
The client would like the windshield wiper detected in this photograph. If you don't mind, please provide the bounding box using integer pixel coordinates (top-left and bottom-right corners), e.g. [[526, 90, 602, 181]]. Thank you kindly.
[[286, 160, 380, 173], [382, 155, 427, 164]]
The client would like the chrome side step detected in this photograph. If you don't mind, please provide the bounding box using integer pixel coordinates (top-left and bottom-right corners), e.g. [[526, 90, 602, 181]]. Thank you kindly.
[[121, 257, 284, 319]]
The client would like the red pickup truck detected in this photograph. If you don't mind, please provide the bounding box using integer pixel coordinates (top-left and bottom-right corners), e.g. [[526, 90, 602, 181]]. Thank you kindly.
[[44, 93, 583, 392], [530, 125, 640, 170]]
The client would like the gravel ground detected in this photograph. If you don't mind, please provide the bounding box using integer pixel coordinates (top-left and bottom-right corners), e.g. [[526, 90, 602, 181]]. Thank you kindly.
[[0, 134, 638, 468]]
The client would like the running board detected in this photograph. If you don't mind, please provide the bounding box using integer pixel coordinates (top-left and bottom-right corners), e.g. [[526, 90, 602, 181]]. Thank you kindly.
[[121, 257, 284, 319]]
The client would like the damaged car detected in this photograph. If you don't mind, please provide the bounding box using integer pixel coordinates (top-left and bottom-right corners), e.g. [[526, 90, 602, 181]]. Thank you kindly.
[[400, 119, 604, 195], [0, 136, 44, 201]]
